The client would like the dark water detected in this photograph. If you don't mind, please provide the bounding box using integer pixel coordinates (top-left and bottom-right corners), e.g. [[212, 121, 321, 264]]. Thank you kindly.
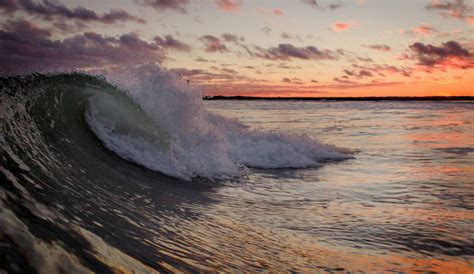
[[1, 74, 473, 272]]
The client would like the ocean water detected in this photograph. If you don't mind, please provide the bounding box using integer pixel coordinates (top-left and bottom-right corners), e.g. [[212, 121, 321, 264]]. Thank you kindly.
[[1, 73, 473, 272], [205, 99, 474, 272]]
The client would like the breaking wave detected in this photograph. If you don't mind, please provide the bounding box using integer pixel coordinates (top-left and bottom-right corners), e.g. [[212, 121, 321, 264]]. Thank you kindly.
[[1, 68, 350, 180]]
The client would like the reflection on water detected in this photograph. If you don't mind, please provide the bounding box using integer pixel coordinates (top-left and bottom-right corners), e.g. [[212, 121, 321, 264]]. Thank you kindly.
[[2, 100, 473, 272], [201, 100, 474, 272]]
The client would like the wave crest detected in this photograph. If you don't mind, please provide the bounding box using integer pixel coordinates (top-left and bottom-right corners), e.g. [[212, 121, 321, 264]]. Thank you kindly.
[[85, 65, 352, 180]]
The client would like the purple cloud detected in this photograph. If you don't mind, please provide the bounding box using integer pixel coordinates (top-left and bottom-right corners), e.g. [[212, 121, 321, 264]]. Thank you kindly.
[[281, 32, 303, 42], [410, 41, 469, 58], [408, 40, 472, 68], [344, 69, 372, 78], [0, 20, 168, 75], [301, 0, 321, 8], [250, 44, 338, 61], [302, 0, 343, 11], [351, 63, 412, 77], [154, 35, 191, 51], [194, 57, 213, 62], [333, 77, 355, 84], [140, 0, 189, 13], [0, 0, 17, 11], [328, 3, 342, 10], [198, 35, 228, 53], [359, 70, 373, 77], [221, 33, 244, 43], [364, 44, 391, 51]]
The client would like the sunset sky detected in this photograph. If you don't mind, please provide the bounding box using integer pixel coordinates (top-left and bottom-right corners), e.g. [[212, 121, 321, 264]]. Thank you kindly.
[[0, 0, 473, 97]]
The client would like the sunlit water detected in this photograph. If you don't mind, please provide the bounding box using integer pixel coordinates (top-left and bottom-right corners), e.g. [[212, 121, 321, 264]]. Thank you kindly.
[[2, 97, 473, 272], [202, 100, 474, 272]]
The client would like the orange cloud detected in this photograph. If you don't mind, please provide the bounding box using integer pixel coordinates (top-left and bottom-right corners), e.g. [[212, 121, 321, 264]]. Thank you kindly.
[[469, 16, 474, 25], [412, 24, 436, 35], [332, 21, 355, 32], [216, 0, 240, 12]]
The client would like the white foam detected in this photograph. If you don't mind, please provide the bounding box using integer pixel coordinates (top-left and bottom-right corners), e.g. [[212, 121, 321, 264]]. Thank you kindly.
[[86, 65, 351, 180]]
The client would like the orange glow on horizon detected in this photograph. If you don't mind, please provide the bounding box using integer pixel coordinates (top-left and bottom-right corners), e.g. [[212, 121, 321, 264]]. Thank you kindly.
[[201, 76, 473, 97]]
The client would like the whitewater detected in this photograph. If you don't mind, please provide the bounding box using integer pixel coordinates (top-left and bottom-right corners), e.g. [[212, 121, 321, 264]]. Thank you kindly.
[[1, 68, 473, 272]]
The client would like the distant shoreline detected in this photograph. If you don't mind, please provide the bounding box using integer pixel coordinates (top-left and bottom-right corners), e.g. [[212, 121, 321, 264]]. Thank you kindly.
[[203, 96, 474, 101]]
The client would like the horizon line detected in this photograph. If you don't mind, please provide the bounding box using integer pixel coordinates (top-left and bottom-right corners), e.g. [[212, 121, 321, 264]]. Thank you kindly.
[[203, 95, 474, 101]]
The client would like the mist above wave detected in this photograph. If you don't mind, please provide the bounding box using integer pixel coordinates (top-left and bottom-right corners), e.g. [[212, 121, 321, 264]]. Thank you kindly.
[[85, 65, 352, 180]]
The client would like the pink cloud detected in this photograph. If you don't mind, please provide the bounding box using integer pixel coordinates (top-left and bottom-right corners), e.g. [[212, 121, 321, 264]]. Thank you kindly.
[[332, 21, 355, 32], [273, 8, 284, 15], [412, 24, 436, 35], [216, 0, 240, 12]]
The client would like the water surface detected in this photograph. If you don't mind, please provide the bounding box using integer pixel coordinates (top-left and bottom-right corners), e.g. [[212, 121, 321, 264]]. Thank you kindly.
[[1, 77, 473, 273], [203, 100, 474, 272]]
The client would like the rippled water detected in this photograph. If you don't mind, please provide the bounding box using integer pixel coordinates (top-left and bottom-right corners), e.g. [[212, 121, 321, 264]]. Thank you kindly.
[[2, 96, 473, 272], [203, 100, 474, 272]]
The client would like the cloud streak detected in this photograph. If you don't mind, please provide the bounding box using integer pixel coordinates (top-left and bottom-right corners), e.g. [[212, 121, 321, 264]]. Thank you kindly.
[[154, 35, 192, 51], [410, 24, 436, 35], [302, 0, 344, 11], [140, 0, 189, 13], [344, 69, 373, 78], [249, 44, 339, 61], [364, 44, 391, 51], [332, 21, 355, 32], [256, 7, 283, 15], [198, 35, 229, 53], [301, 0, 321, 8], [329, 3, 343, 10], [351, 63, 412, 77], [2, 0, 145, 24]]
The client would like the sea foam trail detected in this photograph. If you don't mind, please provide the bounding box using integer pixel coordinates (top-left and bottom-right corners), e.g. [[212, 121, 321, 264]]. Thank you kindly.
[[86, 65, 352, 180]]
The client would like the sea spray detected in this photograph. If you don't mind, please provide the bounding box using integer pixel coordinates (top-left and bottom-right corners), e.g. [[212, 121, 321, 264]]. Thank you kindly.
[[86, 65, 352, 180]]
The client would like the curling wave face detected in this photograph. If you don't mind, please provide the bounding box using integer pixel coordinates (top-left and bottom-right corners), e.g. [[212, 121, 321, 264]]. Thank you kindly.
[[96, 67, 351, 179], [1, 70, 350, 181]]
